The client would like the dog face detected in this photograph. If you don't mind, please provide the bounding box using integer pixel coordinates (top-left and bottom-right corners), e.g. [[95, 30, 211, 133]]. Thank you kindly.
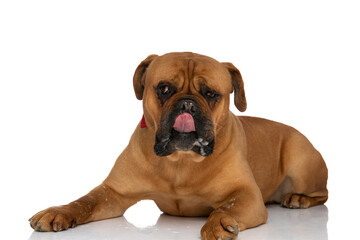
[[133, 52, 246, 160]]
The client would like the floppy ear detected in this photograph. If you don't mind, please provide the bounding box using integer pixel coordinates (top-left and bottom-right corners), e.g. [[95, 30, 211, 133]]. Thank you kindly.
[[222, 62, 247, 112], [133, 54, 158, 100]]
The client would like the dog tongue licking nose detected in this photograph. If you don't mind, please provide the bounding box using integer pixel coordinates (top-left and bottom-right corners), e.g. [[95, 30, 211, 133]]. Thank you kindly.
[[173, 113, 196, 133]]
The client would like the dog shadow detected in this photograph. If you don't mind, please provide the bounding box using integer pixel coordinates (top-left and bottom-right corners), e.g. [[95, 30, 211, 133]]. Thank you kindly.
[[241, 204, 328, 240], [28, 205, 328, 240]]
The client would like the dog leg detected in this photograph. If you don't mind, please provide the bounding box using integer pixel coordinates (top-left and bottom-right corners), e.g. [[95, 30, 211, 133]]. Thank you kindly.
[[201, 189, 268, 240], [281, 190, 328, 209], [279, 132, 328, 209], [29, 183, 136, 232]]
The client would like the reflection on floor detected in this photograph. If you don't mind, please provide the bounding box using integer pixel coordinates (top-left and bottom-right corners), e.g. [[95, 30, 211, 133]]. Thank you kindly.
[[29, 203, 328, 240]]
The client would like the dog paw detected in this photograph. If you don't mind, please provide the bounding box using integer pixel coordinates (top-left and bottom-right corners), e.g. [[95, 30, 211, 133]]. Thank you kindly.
[[201, 211, 242, 240], [281, 193, 311, 209], [29, 207, 77, 232]]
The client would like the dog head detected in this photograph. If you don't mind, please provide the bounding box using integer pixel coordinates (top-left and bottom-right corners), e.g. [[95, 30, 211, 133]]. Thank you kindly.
[[133, 52, 246, 161]]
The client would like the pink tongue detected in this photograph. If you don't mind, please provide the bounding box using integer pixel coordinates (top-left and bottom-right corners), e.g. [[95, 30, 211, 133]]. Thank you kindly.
[[173, 113, 196, 133]]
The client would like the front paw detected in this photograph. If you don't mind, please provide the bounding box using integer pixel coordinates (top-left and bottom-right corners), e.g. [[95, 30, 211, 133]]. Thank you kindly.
[[29, 206, 77, 232], [201, 211, 241, 240]]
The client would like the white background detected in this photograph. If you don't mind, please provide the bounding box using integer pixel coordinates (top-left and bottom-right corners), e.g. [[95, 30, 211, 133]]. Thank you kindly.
[[1, 0, 359, 239]]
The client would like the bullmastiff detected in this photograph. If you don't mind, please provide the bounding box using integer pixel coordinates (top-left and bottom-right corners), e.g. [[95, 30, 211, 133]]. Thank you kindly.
[[30, 52, 328, 240]]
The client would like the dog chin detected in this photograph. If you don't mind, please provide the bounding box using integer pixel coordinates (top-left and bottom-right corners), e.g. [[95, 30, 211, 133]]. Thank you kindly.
[[166, 150, 207, 162]]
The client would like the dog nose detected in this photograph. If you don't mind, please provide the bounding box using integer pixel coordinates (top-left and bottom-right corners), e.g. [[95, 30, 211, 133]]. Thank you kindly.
[[180, 99, 196, 114]]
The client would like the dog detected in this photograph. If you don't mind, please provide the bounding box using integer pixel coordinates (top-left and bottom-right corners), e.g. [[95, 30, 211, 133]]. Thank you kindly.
[[29, 52, 328, 240]]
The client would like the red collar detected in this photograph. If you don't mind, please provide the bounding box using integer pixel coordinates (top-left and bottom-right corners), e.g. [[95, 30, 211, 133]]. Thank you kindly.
[[140, 115, 147, 128]]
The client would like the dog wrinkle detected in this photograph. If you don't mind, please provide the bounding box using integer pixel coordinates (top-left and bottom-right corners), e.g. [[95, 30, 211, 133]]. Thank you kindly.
[[187, 59, 195, 82]]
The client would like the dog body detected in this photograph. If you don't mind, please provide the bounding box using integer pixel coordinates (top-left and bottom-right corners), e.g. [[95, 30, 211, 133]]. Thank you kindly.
[[30, 52, 328, 240]]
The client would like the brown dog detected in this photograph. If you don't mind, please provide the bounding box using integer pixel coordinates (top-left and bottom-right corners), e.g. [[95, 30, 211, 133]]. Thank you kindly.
[[29, 52, 328, 240]]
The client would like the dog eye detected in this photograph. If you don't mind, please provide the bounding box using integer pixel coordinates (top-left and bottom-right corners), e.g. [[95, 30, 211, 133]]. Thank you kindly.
[[204, 90, 220, 100], [159, 85, 169, 95], [156, 83, 175, 102], [206, 91, 216, 98]]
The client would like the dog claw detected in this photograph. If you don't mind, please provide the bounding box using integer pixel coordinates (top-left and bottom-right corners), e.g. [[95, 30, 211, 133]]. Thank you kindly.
[[225, 225, 239, 236], [226, 226, 234, 232]]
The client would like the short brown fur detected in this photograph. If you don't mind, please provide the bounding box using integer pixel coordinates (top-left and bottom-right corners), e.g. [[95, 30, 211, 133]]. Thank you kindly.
[[30, 52, 328, 240]]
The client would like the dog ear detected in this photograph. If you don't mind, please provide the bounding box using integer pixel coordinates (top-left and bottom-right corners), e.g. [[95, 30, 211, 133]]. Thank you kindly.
[[133, 54, 158, 100], [222, 62, 247, 112]]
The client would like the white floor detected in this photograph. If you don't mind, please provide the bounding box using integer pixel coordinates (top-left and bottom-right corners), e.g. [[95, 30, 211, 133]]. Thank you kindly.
[[28, 202, 328, 240]]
